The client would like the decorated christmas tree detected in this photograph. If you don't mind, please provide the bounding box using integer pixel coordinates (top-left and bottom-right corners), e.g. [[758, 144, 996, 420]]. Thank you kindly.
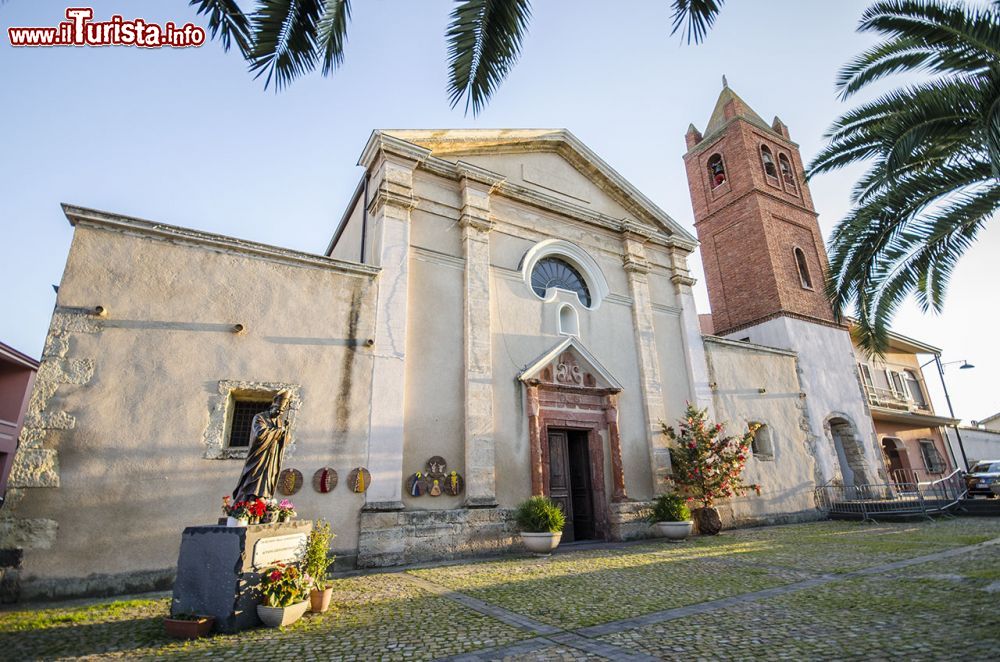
[[663, 404, 760, 533]]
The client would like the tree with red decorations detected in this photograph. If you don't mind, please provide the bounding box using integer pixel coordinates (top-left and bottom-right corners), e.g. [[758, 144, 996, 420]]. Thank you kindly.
[[663, 404, 760, 511]]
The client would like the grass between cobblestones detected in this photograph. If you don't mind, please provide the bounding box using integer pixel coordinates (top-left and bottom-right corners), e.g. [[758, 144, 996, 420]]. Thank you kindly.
[[1, 518, 998, 660], [600, 551, 1000, 660]]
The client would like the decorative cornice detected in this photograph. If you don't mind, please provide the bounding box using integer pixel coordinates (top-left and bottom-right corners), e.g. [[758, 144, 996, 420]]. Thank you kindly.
[[62, 204, 380, 278], [358, 131, 431, 169], [670, 274, 697, 288], [459, 215, 494, 233], [622, 256, 649, 274], [650, 302, 682, 316]]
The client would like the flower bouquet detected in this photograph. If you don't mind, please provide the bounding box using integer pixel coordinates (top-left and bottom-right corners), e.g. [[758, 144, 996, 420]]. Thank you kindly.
[[222, 496, 268, 526], [265, 498, 297, 523]]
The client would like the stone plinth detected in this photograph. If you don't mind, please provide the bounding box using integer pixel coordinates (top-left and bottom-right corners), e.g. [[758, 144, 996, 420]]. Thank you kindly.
[[171, 521, 311, 633], [358, 508, 515, 568]]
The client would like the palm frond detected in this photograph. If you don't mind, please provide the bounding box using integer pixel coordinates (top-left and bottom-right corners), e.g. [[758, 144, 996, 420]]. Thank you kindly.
[[446, 0, 532, 116], [249, 0, 349, 91], [190, 0, 253, 56], [837, 0, 1000, 99], [316, 0, 351, 76], [670, 0, 724, 45]]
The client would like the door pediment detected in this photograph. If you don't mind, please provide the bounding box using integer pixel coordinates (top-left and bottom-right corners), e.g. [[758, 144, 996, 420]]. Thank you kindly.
[[518, 337, 623, 391]]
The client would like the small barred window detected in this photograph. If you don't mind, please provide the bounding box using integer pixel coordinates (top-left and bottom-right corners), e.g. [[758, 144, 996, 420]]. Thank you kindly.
[[227, 399, 271, 448]]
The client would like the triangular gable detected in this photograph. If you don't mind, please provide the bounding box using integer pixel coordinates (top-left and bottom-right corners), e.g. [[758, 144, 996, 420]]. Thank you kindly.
[[379, 129, 697, 248], [518, 337, 623, 391]]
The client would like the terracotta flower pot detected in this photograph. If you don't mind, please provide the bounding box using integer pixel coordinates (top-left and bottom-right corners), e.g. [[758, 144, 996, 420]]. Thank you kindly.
[[310, 587, 333, 613], [655, 520, 693, 541], [693, 507, 722, 535], [257, 600, 309, 628], [520, 531, 562, 556], [164, 615, 214, 639]]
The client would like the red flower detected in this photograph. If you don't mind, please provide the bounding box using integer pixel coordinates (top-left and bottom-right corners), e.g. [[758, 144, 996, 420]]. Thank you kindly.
[[269, 570, 281, 581]]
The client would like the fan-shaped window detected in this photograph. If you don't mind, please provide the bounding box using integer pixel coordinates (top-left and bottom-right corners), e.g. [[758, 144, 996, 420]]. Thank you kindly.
[[778, 154, 796, 189], [531, 258, 592, 307], [760, 146, 778, 179], [794, 247, 813, 289], [707, 153, 726, 189]]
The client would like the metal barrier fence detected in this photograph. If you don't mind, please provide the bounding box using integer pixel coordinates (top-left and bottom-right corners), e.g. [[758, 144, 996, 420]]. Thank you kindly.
[[815, 469, 967, 522]]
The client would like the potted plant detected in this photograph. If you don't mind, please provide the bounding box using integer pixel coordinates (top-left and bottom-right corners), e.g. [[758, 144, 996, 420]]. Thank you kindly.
[[246, 498, 267, 524], [303, 519, 335, 612], [263, 498, 297, 524], [163, 612, 215, 639], [663, 404, 760, 535], [222, 496, 249, 527], [514, 496, 565, 555], [646, 493, 693, 541], [257, 563, 311, 628]]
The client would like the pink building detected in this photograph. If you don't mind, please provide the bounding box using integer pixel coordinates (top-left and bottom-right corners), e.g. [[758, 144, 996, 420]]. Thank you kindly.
[[0, 343, 38, 506]]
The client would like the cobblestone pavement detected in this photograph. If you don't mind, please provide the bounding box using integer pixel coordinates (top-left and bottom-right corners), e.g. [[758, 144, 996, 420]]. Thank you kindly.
[[2, 519, 999, 660]]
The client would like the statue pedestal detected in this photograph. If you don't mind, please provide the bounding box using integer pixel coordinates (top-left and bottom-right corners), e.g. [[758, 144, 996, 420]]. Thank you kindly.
[[170, 521, 312, 633]]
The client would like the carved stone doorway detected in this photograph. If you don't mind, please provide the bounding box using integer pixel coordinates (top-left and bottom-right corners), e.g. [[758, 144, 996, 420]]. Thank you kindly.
[[519, 338, 627, 542]]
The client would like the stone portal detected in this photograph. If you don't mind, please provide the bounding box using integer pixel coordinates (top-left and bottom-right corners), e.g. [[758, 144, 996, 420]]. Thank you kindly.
[[519, 338, 626, 541]]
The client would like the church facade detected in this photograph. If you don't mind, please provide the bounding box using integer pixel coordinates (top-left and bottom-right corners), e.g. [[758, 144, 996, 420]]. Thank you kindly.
[[3, 90, 885, 600]]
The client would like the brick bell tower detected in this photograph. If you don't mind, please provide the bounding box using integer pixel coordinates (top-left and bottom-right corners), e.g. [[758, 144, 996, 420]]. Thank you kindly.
[[683, 78, 836, 337], [682, 79, 882, 488]]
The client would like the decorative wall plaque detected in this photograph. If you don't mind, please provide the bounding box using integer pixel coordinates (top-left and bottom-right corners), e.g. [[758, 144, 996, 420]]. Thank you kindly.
[[312, 467, 338, 493], [348, 467, 371, 493], [443, 470, 464, 496], [278, 468, 303, 495], [425, 456, 447, 474], [406, 472, 428, 497], [252, 533, 308, 568]]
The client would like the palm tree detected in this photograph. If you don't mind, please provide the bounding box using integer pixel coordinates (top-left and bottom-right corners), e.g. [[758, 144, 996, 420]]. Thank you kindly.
[[807, 0, 1000, 354], [190, 0, 726, 114]]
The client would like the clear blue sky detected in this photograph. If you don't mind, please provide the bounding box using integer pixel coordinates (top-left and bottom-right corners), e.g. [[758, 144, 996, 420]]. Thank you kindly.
[[1, 1, 996, 421]]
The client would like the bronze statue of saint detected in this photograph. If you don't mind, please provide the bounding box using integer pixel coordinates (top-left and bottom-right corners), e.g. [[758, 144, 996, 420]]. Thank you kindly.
[[231, 391, 292, 502]]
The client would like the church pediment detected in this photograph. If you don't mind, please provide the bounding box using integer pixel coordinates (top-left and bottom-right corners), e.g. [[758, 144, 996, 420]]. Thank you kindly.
[[518, 337, 622, 391], [375, 129, 697, 248]]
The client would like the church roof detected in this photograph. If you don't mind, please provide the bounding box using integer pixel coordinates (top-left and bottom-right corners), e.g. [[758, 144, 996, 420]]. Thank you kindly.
[[702, 81, 773, 139], [371, 129, 697, 247]]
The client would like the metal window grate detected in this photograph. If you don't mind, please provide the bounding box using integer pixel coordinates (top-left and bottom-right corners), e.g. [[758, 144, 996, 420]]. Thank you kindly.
[[228, 399, 271, 448]]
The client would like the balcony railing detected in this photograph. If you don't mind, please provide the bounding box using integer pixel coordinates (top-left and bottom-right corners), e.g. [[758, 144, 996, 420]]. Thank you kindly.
[[863, 384, 932, 414]]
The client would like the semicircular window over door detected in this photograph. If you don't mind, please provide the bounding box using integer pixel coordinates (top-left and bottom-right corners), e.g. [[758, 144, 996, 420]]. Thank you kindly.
[[531, 257, 592, 307]]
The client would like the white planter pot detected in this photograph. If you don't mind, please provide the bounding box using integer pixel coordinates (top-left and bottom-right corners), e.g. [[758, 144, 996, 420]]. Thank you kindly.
[[257, 600, 309, 628], [520, 531, 562, 555], [655, 521, 693, 541], [226, 517, 248, 527]]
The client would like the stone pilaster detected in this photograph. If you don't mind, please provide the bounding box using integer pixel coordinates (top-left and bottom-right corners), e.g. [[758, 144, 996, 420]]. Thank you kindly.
[[669, 246, 716, 419], [621, 229, 671, 493], [605, 393, 627, 502], [362, 152, 417, 511], [459, 174, 498, 508], [525, 384, 544, 496]]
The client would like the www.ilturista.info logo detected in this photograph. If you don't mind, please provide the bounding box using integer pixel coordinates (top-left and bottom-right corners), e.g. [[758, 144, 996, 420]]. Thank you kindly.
[[8, 8, 206, 48]]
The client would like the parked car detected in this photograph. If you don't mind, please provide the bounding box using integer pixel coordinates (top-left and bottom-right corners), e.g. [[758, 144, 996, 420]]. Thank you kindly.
[[965, 460, 1000, 498]]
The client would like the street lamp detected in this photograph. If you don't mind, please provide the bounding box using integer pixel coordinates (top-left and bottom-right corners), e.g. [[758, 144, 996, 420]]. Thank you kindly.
[[920, 357, 975, 470]]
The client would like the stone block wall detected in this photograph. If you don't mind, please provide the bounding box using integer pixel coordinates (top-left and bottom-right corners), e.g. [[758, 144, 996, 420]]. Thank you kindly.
[[357, 508, 518, 568], [608, 500, 656, 541]]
